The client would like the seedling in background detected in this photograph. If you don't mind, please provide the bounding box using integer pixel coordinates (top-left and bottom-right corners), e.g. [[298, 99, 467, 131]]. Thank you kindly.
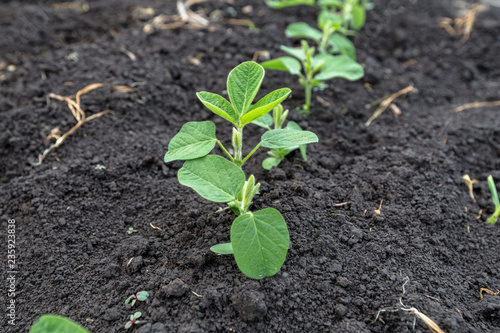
[[285, 14, 356, 59], [127, 227, 137, 234], [125, 291, 149, 307], [29, 315, 90, 333], [486, 175, 500, 225], [262, 40, 363, 113], [125, 312, 142, 330], [164, 61, 318, 279], [252, 104, 309, 169], [265, 0, 373, 36]]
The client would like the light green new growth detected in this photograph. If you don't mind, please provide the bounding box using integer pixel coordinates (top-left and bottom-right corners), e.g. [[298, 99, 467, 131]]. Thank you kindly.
[[164, 62, 319, 279], [29, 315, 90, 333], [486, 175, 500, 225], [252, 104, 309, 169], [262, 40, 364, 113]]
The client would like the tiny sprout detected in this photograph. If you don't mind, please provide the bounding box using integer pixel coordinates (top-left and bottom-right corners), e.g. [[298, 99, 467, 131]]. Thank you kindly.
[[124, 312, 142, 329], [125, 291, 149, 307], [486, 175, 500, 225], [127, 227, 138, 235]]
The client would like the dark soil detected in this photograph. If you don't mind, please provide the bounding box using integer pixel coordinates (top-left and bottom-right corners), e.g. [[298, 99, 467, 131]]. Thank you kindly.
[[1, 0, 500, 332]]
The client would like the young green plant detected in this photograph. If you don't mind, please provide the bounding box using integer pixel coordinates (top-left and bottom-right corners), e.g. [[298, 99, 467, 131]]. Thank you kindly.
[[261, 40, 364, 113], [125, 291, 149, 307], [29, 315, 90, 333], [486, 175, 500, 225], [164, 61, 318, 279], [125, 312, 142, 330], [252, 104, 309, 169], [318, 0, 374, 36]]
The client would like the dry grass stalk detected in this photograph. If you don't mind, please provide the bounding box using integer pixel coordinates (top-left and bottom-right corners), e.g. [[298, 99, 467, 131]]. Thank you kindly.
[[438, 4, 488, 43], [373, 276, 445, 333], [479, 288, 500, 300], [374, 200, 383, 215], [143, 0, 211, 33], [462, 174, 479, 202], [51, 1, 90, 12], [365, 86, 418, 126], [32, 83, 115, 166], [439, 100, 500, 136]]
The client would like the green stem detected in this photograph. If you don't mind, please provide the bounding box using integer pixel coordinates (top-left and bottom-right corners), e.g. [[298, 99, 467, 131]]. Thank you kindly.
[[216, 140, 236, 163], [241, 143, 261, 166], [303, 80, 312, 114], [233, 127, 244, 165]]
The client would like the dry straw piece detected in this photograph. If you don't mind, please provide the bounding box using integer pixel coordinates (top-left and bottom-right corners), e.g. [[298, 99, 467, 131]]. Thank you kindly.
[[438, 3, 488, 43], [462, 174, 479, 202], [32, 83, 115, 166], [373, 276, 445, 333], [365, 86, 418, 126]]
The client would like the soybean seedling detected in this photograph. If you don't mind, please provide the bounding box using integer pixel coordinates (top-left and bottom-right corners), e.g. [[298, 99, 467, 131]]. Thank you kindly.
[[262, 40, 363, 113], [285, 13, 356, 59], [164, 61, 318, 279], [318, 0, 374, 36], [252, 104, 309, 169], [125, 291, 149, 307], [127, 227, 137, 235], [486, 175, 500, 225], [125, 312, 142, 330], [29, 315, 90, 333]]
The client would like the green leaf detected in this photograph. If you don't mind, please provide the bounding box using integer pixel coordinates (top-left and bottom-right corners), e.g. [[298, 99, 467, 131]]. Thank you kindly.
[[329, 33, 356, 59], [210, 243, 234, 254], [285, 22, 322, 42], [196, 92, 238, 124], [261, 57, 301, 75], [164, 121, 217, 163], [318, 0, 343, 8], [29, 315, 90, 333], [231, 208, 289, 279], [178, 155, 245, 203], [261, 129, 318, 149], [252, 113, 273, 129], [265, 0, 315, 9], [125, 321, 133, 329], [286, 121, 307, 161], [227, 61, 264, 117], [262, 157, 282, 170], [136, 291, 149, 301], [314, 54, 364, 81], [318, 10, 342, 29], [351, 5, 366, 30], [241, 88, 291, 126], [280, 45, 307, 62]]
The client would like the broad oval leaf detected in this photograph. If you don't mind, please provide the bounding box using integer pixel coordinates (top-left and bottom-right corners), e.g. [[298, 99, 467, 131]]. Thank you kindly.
[[164, 121, 217, 163], [196, 92, 238, 124], [178, 155, 245, 203], [314, 54, 364, 81], [29, 315, 90, 333], [287, 121, 308, 161], [285, 22, 322, 42], [261, 129, 318, 149], [210, 242, 234, 254], [329, 33, 356, 59], [231, 208, 289, 279], [261, 57, 301, 76], [280, 45, 307, 62], [241, 88, 291, 126], [262, 157, 282, 170], [227, 61, 264, 117], [351, 5, 366, 30], [252, 113, 273, 129]]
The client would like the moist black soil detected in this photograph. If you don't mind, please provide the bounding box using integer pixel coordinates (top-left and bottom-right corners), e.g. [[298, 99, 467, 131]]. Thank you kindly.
[[1, 0, 500, 332]]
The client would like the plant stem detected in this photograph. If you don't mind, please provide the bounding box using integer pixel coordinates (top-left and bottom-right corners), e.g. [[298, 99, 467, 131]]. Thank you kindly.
[[241, 143, 261, 166], [233, 127, 244, 165], [216, 140, 236, 163]]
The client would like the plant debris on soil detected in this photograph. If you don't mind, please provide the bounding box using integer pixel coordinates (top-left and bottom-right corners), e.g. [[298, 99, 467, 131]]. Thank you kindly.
[[1, 0, 500, 332]]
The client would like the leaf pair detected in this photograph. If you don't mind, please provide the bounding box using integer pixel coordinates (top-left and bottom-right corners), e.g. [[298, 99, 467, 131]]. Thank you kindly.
[[196, 62, 291, 127], [285, 21, 356, 59], [164, 120, 317, 167], [262, 45, 364, 83]]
